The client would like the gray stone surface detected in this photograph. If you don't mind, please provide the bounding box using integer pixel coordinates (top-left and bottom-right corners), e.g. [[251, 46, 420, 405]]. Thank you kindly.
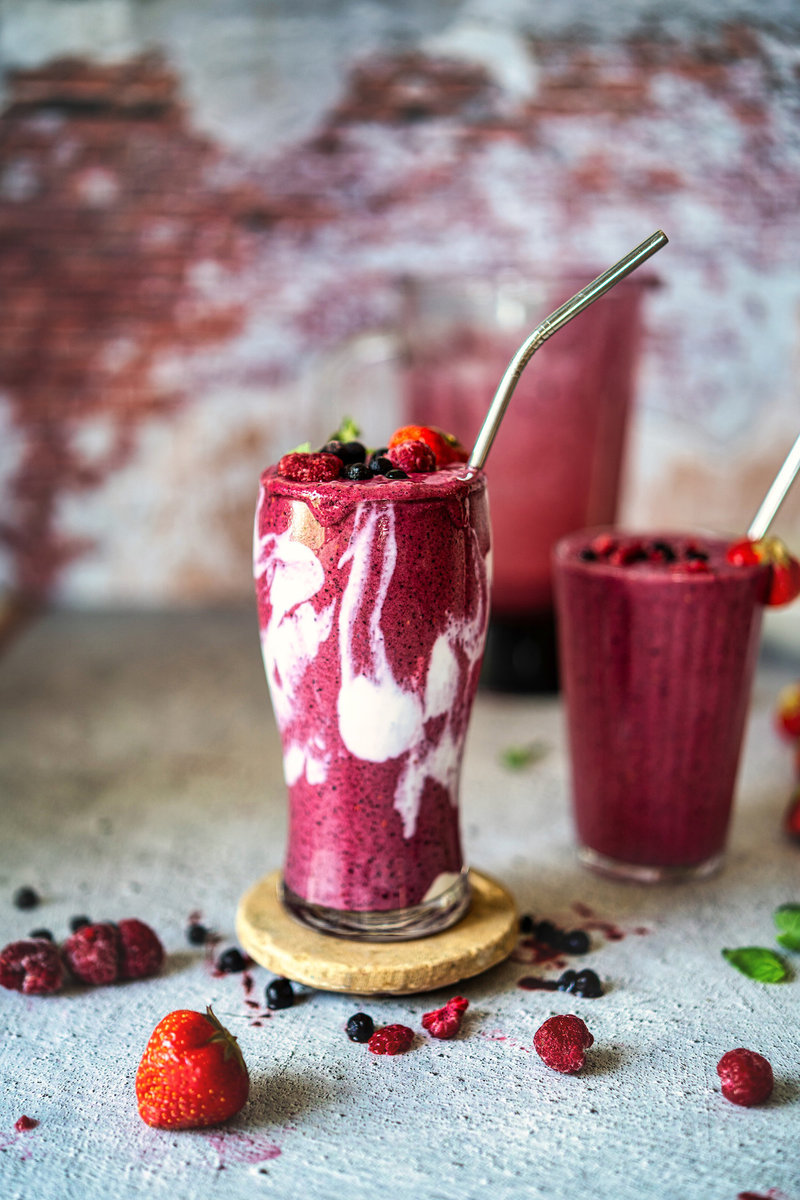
[[1, 608, 799, 1199]]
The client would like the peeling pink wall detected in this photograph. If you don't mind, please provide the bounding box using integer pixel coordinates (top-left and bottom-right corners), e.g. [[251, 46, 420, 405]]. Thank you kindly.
[[1, 14, 799, 621]]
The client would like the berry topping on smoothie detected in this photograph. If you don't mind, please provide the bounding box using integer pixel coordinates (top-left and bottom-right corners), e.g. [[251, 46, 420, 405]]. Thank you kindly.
[[277, 451, 343, 482], [388, 424, 468, 466], [386, 439, 437, 474], [775, 683, 800, 740], [726, 536, 800, 606]]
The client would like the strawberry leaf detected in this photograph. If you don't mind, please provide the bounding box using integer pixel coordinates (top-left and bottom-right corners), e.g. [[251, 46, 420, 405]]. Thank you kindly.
[[774, 903, 800, 952], [722, 946, 789, 983]]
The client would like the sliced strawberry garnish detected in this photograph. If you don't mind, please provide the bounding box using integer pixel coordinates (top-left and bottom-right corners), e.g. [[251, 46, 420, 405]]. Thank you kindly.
[[388, 425, 468, 467], [726, 536, 800, 607]]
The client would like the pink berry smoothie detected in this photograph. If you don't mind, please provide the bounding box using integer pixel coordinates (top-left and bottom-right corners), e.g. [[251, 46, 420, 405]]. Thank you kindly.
[[554, 530, 771, 881], [402, 275, 651, 691], [254, 463, 491, 937]]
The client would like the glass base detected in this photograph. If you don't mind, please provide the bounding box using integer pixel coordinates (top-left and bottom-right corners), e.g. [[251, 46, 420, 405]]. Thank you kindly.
[[480, 612, 559, 694], [281, 871, 471, 942], [577, 845, 725, 884]]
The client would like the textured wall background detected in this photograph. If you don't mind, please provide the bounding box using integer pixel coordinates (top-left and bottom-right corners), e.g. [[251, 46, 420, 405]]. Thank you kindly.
[[1, 0, 799, 633]]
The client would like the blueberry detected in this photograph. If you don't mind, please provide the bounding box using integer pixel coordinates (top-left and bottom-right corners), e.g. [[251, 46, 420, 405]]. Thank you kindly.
[[29, 928, 54, 941], [266, 976, 295, 1010], [556, 969, 578, 992], [519, 913, 535, 935], [578, 548, 598, 562], [534, 920, 561, 947], [340, 441, 367, 465], [651, 539, 677, 562], [563, 929, 590, 955], [345, 1012, 375, 1042], [69, 915, 91, 933], [345, 462, 371, 481], [385, 468, 409, 480], [13, 886, 40, 910], [186, 922, 209, 946], [368, 454, 392, 475], [217, 947, 248, 973], [572, 968, 603, 998]]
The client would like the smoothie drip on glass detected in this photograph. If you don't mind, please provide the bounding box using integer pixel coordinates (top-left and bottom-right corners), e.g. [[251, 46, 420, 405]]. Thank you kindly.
[[254, 463, 490, 932]]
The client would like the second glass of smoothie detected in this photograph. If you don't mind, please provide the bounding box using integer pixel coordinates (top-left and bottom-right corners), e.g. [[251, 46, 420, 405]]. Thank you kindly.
[[254, 456, 491, 938], [554, 529, 771, 882]]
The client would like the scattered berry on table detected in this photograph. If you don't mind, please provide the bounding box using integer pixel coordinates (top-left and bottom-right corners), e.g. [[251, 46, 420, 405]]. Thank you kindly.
[[63, 922, 121, 985], [556, 969, 577, 992], [0, 938, 65, 995], [29, 928, 54, 942], [265, 976, 295, 1010], [519, 913, 535, 935], [534, 920, 561, 947], [421, 996, 469, 1039], [345, 1012, 375, 1043], [135, 1006, 250, 1130], [386, 439, 437, 474], [277, 451, 342, 483], [533, 1014, 594, 1074], [12, 886, 40, 910], [14, 1115, 38, 1132], [69, 915, 91, 933], [572, 969, 604, 998], [217, 947, 248, 974], [368, 1024, 415, 1056], [118, 919, 165, 980], [562, 929, 590, 955], [186, 921, 209, 946], [716, 1048, 774, 1107]]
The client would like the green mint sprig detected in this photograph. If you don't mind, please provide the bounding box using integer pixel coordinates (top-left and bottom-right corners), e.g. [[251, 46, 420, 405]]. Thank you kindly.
[[721, 946, 789, 983], [499, 742, 548, 771]]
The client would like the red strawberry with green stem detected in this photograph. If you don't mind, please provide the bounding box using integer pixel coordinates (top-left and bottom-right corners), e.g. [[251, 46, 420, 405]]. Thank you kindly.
[[388, 425, 468, 467], [726, 536, 800, 607], [135, 1007, 250, 1129]]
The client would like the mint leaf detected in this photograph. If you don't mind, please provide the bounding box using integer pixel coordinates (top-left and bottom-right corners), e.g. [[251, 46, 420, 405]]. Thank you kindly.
[[288, 440, 311, 454], [774, 903, 800, 952], [499, 742, 548, 771], [722, 946, 789, 983], [328, 416, 361, 443]]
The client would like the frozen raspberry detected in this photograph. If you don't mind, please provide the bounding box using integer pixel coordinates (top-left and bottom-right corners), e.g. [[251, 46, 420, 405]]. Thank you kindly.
[[63, 921, 121, 985], [533, 1014, 594, 1074], [367, 1024, 415, 1056], [0, 938, 64, 995], [386, 440, 437, 474], [421, 996, 469, 1039], [277, 451, 342, 482], [118, 919, 165, 980], [716, 1048, 774, 1106], [15, 1115, 38, 1132]]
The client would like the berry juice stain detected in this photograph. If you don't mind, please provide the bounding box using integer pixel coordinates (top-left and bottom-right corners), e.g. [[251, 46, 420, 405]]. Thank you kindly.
[[517, 976, 558, 992], [205, 1131, 282, 1169]]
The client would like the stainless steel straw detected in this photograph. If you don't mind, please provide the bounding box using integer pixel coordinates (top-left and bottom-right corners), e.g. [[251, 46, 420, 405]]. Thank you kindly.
[[747, 431, 800, 540], [468, 229, 669, 470]]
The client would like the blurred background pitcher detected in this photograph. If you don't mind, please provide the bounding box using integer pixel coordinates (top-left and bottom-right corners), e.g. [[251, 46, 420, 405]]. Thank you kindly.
[[399, 271, 657, 692]]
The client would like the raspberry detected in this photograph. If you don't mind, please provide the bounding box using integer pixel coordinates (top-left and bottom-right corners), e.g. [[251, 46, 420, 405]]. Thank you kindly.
[[386, 440, 437, 474], [784, 787, 800, 841], [421, 996, 469, 1039], [533, 1014, 594, 1074], [277, 451, 342, 482], [367, 1024, 415, 1055], [118, 919, 165, 980], [0, 938, 64, 995], [63, 922, 121, 985], [716, 1048, 774, 1106], [15, 1115, 38, 1132]]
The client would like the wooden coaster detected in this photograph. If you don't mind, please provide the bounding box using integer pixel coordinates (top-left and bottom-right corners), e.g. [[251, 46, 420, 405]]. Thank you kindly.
[[236, 869, 518, 995]]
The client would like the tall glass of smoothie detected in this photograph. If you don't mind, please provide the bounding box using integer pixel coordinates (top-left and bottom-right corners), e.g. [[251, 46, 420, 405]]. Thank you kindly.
[[254, 430, 490, 938], [554, 529, 773, 881], [401, 272, 653, 692]]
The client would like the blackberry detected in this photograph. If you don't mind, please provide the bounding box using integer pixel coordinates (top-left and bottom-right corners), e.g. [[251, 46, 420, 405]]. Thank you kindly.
[[186, 922, 209, 946], [266, 976, 295, 1010], [385, 468, 409, 480], [29, 929, 54, 941], [345, 1012, 375, 1043], [519, 913, 535, 935], [563, 929, 590, 955], [13, 887, 40, 911], [556, 969, 578, 992], [572, 968, 603, 998], [217, 947, 248, 974], [345, 462, 371, 481], [69, 915, 91, 933]]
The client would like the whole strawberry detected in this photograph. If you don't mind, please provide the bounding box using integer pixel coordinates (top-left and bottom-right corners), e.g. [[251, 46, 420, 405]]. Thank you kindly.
[[136, 1007, 250, 1129], [388, 424, 468, 467]]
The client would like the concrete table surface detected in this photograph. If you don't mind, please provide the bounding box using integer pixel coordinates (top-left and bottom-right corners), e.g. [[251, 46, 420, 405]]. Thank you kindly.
[[1, 609, 799, 1200]]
